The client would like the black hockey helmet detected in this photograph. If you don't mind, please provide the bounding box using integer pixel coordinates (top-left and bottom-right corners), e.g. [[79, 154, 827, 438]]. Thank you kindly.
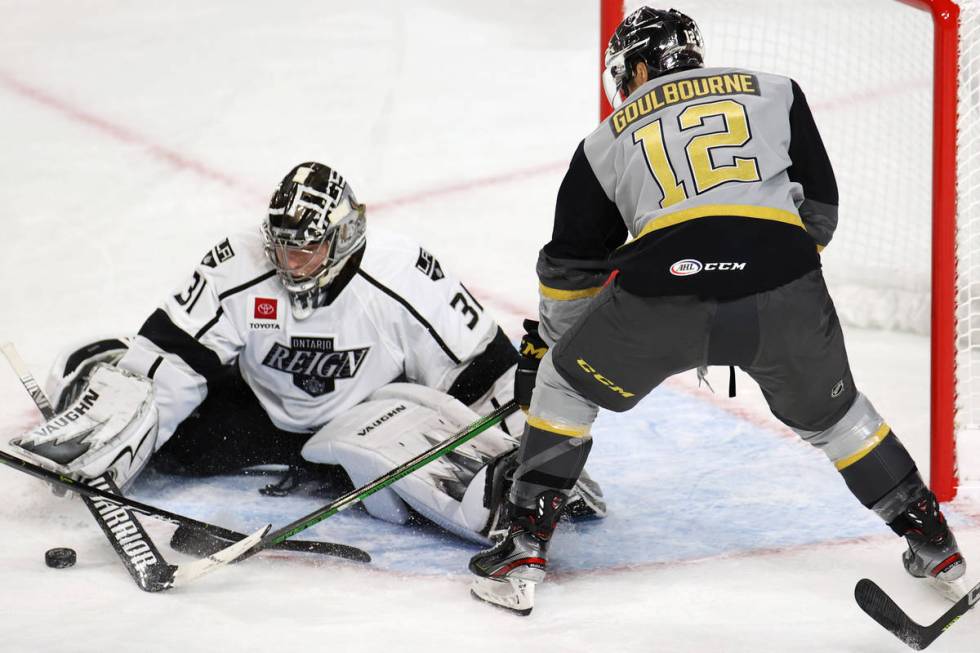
[[262, 162, 366, 318], [603, 7, 704, 108]]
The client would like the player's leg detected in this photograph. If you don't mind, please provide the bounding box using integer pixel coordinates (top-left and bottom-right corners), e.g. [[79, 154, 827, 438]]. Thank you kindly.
[[470, 283, 713, 612], [744, 270, 965, 587]]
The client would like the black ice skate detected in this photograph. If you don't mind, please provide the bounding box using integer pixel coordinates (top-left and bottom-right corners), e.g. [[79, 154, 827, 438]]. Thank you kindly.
[[891, 491, 967, 602], [469, 490, 566, 616]]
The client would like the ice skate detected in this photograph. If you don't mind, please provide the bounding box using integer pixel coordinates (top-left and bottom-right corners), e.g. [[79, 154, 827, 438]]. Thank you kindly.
[[469, 490, 566, 615], [894, 491, 967, 602]]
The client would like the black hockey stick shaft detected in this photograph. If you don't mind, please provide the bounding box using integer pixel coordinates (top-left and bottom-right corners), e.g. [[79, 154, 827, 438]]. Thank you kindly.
[[1, 342, 181, 590], [169, 523, 369, 561], [216, 399, 519, 568], [855, 578, 980, 650], [0, 343, 368, 564], [0, 447, 370, 563]]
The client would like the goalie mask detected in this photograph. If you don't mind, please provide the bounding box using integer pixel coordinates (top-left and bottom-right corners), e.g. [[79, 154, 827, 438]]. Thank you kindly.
[[263, 162, 367, 319], [602, 7, 704, 109]]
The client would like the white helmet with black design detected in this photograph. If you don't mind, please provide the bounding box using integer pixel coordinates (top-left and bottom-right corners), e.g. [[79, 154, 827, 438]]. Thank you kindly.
[[262, 162, 367, 319]]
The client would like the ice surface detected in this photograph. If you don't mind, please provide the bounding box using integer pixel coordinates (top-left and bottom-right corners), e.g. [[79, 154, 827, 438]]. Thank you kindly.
[[0, 2, 977, 651]]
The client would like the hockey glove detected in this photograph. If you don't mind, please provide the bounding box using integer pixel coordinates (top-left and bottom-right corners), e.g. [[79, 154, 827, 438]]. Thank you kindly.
[[515, 319, 547, 411]]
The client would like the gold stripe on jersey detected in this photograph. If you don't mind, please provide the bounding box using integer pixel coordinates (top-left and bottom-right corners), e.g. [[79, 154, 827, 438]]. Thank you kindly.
[[631, 204, 805, 241], [835, 423, 892, 471], [539, 283, 603, 301], [610, 73, 762, 137], [527, 415, 591, 438]]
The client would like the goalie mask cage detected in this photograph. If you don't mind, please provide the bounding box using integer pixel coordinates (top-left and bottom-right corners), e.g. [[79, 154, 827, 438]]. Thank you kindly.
[[599, 0, 978, 501]]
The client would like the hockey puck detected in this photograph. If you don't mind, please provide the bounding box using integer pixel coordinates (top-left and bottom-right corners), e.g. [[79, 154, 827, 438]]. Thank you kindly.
[[44, 547, 76, 569]]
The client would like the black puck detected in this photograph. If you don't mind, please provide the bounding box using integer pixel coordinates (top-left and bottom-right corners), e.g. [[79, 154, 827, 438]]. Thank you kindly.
[[45, 547, 77, 569]]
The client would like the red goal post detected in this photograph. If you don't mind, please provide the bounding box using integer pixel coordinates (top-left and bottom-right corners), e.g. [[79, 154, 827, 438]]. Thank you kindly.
[[598, 0, 964, 501]]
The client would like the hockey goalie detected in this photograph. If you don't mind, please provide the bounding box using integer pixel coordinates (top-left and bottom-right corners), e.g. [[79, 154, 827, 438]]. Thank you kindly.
[[10, 161, 604, 544]]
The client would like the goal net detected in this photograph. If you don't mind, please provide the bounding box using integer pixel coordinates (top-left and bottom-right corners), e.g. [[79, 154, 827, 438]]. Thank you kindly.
[[606, 0, 979, 500]]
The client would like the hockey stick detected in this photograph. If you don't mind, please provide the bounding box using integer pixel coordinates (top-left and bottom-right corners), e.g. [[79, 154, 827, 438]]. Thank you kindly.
[[855, 578, 980, 650], [0, 446, 367, 562], [1, 342, 187, 591], [177, 399, 520, 583], [0, 342, 368, 563], [0, 345, 367, 588]]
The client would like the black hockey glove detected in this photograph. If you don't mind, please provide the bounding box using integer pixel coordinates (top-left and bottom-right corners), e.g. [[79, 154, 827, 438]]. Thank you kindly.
[[515, 319, 547, 410]]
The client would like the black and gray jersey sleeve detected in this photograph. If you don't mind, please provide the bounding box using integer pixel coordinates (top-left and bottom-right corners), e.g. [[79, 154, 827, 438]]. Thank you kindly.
[[537, 140, 628, 346], [116, 242, 247, 446], [787, 80, 839, 249]]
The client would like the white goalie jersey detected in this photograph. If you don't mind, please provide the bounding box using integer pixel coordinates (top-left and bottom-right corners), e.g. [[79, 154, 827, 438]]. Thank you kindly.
[[118, 227, 515, 445]]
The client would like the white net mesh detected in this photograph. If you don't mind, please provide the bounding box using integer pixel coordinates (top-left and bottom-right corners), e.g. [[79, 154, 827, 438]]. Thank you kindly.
[[617, 0, 979, 489], [623, 0, 934, 332]]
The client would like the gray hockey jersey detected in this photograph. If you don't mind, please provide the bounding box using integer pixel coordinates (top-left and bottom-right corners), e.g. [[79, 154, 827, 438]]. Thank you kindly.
[[537, 67, 838, 345]]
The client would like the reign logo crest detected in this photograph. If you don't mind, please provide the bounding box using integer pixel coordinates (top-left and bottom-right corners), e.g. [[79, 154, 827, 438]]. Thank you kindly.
[[261, 337, 369, 397]]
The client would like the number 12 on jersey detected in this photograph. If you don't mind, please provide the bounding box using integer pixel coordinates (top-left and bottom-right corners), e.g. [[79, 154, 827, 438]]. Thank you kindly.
[[633, 99, 761, 209]]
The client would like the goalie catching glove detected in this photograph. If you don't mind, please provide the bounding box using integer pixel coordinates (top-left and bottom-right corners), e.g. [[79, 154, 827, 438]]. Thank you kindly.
[[11, 364, 158, 491]]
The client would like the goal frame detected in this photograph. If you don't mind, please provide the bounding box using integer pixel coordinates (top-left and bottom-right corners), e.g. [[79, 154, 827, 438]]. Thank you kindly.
[[597, 0, 962, 501]]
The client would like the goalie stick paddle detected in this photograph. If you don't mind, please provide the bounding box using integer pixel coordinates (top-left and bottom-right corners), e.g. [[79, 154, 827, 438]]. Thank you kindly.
[[178, 399, 520, 584], [854, 578, 980, 650]]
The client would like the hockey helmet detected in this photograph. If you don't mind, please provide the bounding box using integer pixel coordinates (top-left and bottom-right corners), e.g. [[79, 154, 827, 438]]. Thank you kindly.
[[603, 7, 704, 109], [262, 162, 366, 318]]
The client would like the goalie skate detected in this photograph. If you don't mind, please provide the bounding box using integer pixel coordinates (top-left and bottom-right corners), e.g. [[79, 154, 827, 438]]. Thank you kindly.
[[470, 576, 536, 616]]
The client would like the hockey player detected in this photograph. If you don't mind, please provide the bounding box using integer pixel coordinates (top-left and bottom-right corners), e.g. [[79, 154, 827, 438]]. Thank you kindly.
[[11, 161, 603, 544], [469, 7, 967, 613]]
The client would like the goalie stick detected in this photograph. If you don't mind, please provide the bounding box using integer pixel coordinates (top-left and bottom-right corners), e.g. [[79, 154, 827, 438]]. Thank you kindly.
[[0, 344, 368, 590], [173, 399, 520, 584], [1, 342, 187, 591], [854, 578, 980, 650]]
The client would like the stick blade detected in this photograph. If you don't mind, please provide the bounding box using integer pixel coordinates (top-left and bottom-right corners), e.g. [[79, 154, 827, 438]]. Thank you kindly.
[[171, 524, 270, 587], [855, 579, 929, 650]]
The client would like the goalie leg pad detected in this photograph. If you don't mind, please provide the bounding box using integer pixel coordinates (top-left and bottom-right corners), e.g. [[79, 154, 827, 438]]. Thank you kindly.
[[302, 383, 518, 541], [12, 364, 158, 490]]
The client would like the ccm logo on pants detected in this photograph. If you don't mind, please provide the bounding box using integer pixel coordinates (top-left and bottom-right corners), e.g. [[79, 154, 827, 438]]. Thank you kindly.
[[577, 359, 635, 399]]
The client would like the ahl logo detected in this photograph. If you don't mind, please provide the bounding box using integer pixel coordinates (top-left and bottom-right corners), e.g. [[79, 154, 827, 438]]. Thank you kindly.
[[831, 380, 845, 398], [262, 336, 370, 397], [670, 259, 703, 276]]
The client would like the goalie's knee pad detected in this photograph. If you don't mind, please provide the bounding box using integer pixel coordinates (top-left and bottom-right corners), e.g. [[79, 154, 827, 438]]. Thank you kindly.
[[793, 393, 916, 507], [12, 363, 158, 490]]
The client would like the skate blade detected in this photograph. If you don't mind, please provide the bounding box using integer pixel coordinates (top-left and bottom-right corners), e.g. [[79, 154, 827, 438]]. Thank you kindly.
[[470, 577, 535, 616], [926, 574, 969, 603]]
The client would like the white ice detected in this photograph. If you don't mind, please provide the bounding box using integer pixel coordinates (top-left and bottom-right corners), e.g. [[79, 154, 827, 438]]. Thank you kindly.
[[0, 2, 978, 652]]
